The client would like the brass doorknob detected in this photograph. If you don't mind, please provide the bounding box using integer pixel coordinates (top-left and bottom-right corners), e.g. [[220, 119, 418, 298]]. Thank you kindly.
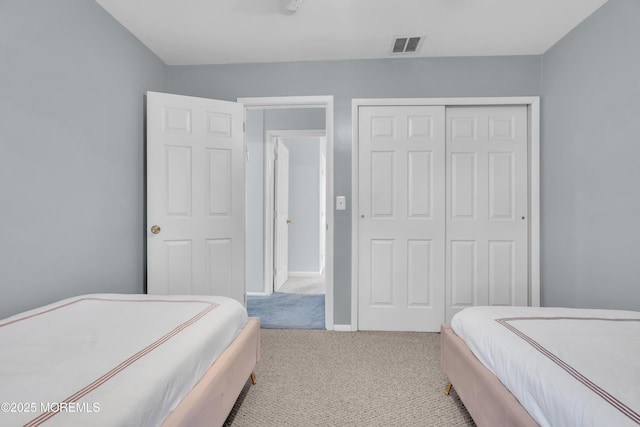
[[286, 219, 292, 224], [150, 225, 161, 234]]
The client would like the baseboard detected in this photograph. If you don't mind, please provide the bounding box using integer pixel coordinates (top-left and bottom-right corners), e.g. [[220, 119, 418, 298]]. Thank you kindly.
[[247, 291, 271, 296], [333, 324, 354, 332]]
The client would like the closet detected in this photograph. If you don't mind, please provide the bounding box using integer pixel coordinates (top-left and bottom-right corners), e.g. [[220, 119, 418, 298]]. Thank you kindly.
[[355, 99, 537, 331]]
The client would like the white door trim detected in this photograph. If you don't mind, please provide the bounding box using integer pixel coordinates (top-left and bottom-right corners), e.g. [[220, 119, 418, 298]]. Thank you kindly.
[[264, 129, 326, 295], [239, 96, 335, 331], [239, 96, 332, 109], [351, 96, 541, 331]]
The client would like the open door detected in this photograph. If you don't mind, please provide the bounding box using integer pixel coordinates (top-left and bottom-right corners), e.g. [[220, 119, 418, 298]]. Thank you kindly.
[[274, 139, 290, 291], [146, 91, 245, 304]]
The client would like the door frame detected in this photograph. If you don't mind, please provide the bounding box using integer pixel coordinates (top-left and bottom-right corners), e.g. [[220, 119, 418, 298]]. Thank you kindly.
[[267, 130, 327, 293], [238, 96, 334, 330], [351, 97, 540, 331]]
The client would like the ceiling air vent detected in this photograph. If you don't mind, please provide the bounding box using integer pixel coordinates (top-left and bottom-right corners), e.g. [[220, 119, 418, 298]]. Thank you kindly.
[[390, 36, 424, 55]]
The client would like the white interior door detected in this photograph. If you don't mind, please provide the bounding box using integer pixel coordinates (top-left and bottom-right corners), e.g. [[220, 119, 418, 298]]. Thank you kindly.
[[445, 106, 529, 321], [146, 91, 245, 304], [358, 106, 446, 332], [274, 139, 290, 291]]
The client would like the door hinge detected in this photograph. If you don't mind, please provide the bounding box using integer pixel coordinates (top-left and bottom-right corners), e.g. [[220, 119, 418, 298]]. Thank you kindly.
[[274, 268, 277, 276], [243, 122, 246, 132]]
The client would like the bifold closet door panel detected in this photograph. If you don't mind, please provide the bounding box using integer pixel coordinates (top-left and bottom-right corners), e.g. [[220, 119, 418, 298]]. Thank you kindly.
[[358, 106, 446, 332], [445, 106, 529, 322]]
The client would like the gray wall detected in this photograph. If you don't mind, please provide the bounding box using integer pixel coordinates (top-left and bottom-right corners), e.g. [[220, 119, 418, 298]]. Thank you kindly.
[[245, 109, 325, 292], [284, 137, 322, 273], [167, 56, 541, 323], [264, 109, 325, 132], [0, 0, 166, 318], [540, 0, 640, 310]]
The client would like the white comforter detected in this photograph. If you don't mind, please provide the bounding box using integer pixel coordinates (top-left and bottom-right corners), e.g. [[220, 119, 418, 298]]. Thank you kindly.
[[0, 294, 248, 427], [451, 306, 640, 427]]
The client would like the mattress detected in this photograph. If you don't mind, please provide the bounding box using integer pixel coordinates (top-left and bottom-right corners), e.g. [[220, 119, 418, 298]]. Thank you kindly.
[[0, 294, 248, 427], [451, 306, 640, 427]]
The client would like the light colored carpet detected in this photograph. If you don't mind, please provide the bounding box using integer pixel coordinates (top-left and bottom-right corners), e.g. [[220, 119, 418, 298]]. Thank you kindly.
[[224, 329, 475, 426], [278, 275, 326, 294]]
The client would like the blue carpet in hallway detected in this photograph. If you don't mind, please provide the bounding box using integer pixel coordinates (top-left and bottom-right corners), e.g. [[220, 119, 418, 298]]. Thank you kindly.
[[247, 293, 325, 329]]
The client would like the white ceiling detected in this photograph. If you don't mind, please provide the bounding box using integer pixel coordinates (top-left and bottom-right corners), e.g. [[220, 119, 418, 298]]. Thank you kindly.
[[95, 0, 609, 66]]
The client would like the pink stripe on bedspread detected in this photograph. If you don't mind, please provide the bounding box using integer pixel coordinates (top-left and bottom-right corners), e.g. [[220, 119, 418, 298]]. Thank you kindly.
[[0, 297, 219, 329], [16, 298, 220, 427], [497, 317, 640, 425]]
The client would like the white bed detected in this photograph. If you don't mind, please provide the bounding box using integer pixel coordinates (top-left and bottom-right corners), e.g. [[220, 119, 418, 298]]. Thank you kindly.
[[449, 306, 640, 427], [0, 294, 258, 427]]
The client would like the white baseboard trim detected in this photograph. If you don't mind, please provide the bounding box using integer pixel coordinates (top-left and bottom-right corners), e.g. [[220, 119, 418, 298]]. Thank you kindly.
[[288, 271, 323, 277], [333, 324, 354, 332], [247, 291, 271, 296]]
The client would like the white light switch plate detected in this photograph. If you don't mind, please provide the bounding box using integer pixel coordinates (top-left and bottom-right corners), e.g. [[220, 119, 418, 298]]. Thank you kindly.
[[336, 196, 346, 210]]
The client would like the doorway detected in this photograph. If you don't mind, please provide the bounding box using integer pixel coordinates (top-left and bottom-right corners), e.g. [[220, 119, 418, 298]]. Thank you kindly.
[[241, 96, 334, 330], [270, 132, 327, 295]]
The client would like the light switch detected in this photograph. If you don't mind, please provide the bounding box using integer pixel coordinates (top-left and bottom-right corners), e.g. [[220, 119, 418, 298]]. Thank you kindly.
[[336, 196, 346, 210]]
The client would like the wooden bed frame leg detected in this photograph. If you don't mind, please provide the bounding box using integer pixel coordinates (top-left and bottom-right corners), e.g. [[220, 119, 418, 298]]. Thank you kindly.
[[445, 382, 453, 396], [250, 372, 257, 385]]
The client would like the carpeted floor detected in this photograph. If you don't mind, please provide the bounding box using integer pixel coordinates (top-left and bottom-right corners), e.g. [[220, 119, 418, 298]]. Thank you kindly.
[[224, 329, 475, 426], [247, 293, 325, 329], [278, 275, 326, 294]]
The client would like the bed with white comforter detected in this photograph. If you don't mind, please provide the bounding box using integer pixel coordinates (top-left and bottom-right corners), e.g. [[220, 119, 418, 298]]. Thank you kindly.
[[451, 306, 640, 427], [0, 294, 248, 427]]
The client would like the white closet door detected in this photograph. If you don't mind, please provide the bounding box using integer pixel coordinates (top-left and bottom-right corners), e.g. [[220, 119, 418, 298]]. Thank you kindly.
[[446, 106, 529, 322], [358, 106, 446, 332], [146, 91, 245, 304]]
